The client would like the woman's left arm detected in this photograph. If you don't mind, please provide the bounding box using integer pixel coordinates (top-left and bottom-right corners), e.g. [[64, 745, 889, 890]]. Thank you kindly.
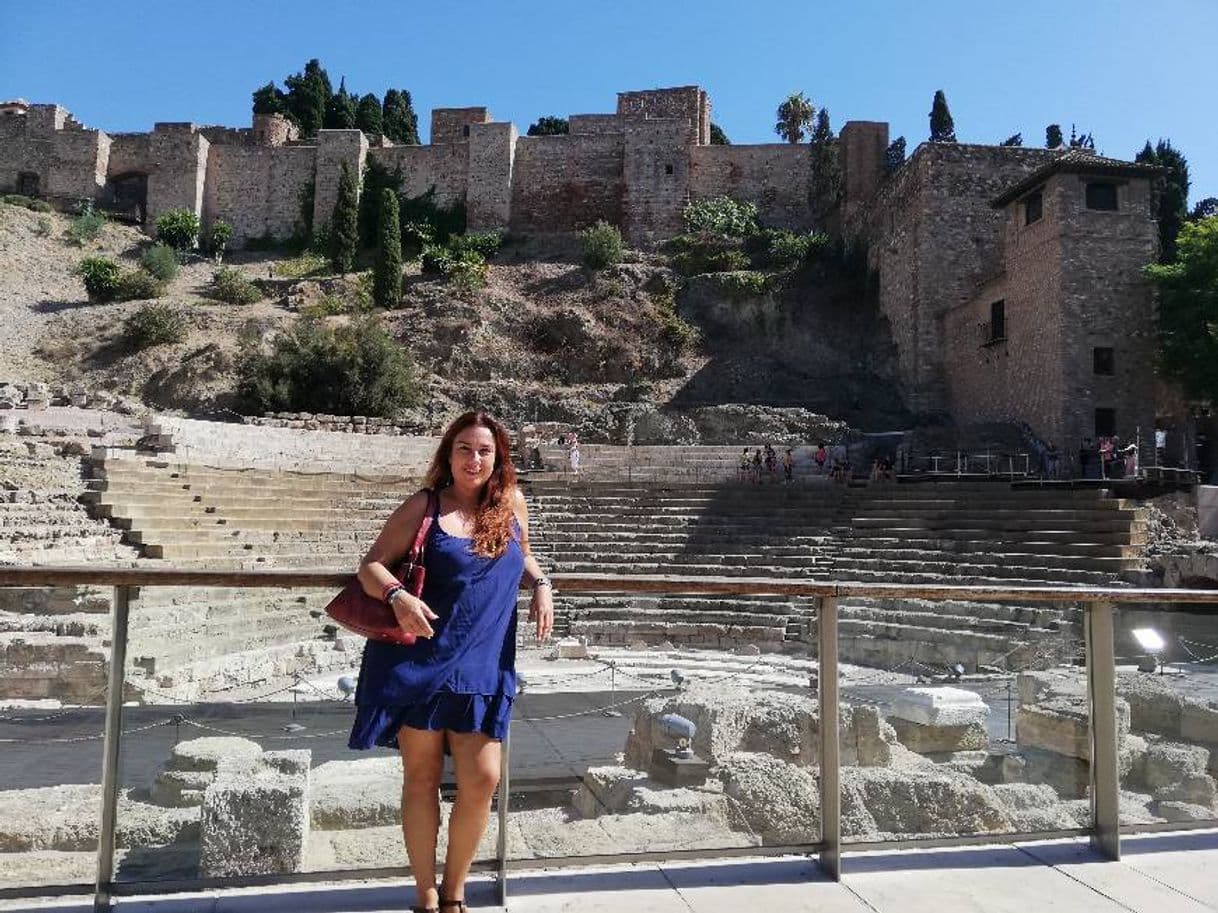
[[512, 487, 554, 642]]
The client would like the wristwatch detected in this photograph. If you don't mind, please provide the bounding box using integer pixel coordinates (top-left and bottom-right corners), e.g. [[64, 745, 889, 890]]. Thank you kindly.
[[532, 576, 552, 591]]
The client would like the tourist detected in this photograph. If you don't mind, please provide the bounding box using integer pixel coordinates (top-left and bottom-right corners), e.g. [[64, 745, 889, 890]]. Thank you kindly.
[[349, 410, 554, 913], [568, 435, 581, 475], [737, 447, 751, 483], [1099, 436, 1115, 479], [814, 442, 828, 475], [1045, 444, 1059, 480], [751, 447, 763, 483], [782, 447, 794, 483], [764, 443, 777, 478], [1079, 437, 1094, 479], [1123, 440, 1139, 478]]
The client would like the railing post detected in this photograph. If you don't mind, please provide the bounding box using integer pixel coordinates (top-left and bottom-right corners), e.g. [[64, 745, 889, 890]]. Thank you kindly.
[[817, 595, 841, 880], [94, 584, 132, 913], [496, 725, 511, 907], [1086, 600, 1120, 861]]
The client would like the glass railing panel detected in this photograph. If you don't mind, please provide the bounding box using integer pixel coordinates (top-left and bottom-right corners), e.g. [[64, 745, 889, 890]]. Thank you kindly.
[[111, 583, 376, 884], [0, 584, 111, 891], [839, 596, 1092, 842], [507, 590, 822, 861], [1117, 602, 1218, 828]]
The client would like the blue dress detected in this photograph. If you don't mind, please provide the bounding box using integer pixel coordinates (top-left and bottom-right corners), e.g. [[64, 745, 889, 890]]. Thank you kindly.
[[348, 494, 524, 751]]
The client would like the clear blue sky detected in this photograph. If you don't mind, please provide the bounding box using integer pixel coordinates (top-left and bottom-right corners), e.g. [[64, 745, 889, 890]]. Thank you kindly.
[[3, 0, 1215, 202]]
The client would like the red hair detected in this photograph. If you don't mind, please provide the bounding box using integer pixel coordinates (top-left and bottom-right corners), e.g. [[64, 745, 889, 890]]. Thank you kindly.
[[424, 410, 517, 558]]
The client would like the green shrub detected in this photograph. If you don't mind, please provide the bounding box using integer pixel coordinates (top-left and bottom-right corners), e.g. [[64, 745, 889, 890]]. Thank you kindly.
[[123, 303, 186, 350], [682, 196, 758, 236], [74, 256, 123, 302], [272, 254, 329, 279], [139, 244, 180, 282], [445, 251, 487, 297], [208, 267, 263, 305], [708, 270, 770, 300], [155, 208, 201, 251], [1, 194, 33, 208], [671, 247, 750, 276], [67, 201, 105, 245], [299, 294, 353, 318], [28, 199, 53, 213], [580, 220, 623, 270], [207, 220, 234, 262], [401, 220, 435, 261], [450, 231, 502, 260], [237, 316, 421, 417], [34, 217, 52, 237], [659, 310, 701, 355], [116, 268, 164, 301], [420, 244, 454, 276], [398, 187, 466, 246], [745, 229, 831, 269]]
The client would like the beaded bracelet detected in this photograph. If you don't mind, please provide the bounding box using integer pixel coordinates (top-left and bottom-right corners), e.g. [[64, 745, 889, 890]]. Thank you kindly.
[[382, 583, 406, 604]]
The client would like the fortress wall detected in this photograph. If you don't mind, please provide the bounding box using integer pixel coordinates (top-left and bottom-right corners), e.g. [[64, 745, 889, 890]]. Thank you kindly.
[[690, 144, 813, 230], [509, 134, 624, 233], [48, 127, 110, 202], [0, 115, 46, 194], [861, 144, 1059, 415], [623, 120, 693, 242], [106, 133, 153, 177], [146, 125, 209, 229], [205, 144, 317, 242], [312, 130, 367, 234], [618, 87, 709, 145], [369, 142, 469, 210], [568, 114, 619, 135], [467, 122, 516, 232]]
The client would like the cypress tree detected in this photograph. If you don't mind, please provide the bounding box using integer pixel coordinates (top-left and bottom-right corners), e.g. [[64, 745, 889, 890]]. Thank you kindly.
[[325, 77, 357, 130], [1000, 133, 1023, 146], [1046, 124, 1063, 149], [330, 162, 360, 274], [356, 93, 384, 136], [929, 90, 956, 143], [284, 59, 331, 137], [374, 189, 403, 308], [808, 108, 841, 216], [252, 81, 287, 116], [382, 89, 420, 144], [1139, 139, 1191, 262], [709, 123, 730, 145]]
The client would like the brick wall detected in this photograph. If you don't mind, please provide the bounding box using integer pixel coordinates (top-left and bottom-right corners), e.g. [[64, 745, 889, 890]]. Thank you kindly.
[[569, 114, 620, 135], [369, 142, 470, 210], [690, 144, 813, 230], [312, 129, 368, 233], [430, 107, 490, 146], [623, 120, 694, 242], [204, 144, 317, 243], [145, 124, 209, 230], [617, 87, 708, 145], [467, 122, 516, 232], [509, 134, 624, 233]]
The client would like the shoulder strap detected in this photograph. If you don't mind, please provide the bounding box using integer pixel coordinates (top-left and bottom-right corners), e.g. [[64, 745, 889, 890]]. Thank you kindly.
[[408, 488, 438, 561]]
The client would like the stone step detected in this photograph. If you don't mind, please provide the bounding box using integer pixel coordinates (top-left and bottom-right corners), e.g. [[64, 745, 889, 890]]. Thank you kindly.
[[123, 527, 376, 547], [839, 605, 1054, 636], [141, 540, 368, 559], [97, 461, 419, 486], [569, 607, 791, 627], [830, 548, 1141, 572], [0, 611, 110, 637], [831, 536, 1140, 558], [828, 556, 1127, 583], [90, 476, 415, 497], [840, 596, 1074, 625], [846, 526, 1140, 545], [548, 560, 826, 578]]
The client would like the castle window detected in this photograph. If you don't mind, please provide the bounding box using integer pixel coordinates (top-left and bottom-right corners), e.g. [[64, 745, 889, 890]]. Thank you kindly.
[[1095, 408, 1116, 437], [462, 125, 470, 138], [665, 164, 674, 175], [988, 299, 1006, 343], [1024, 191, 1043, 225], [1086, 182, 1118, 211], [1093, 347, 1115, 375]]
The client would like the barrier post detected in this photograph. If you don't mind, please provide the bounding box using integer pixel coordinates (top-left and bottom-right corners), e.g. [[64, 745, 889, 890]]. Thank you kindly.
[[94, 584, 132, 912], [496, 726, 512, 905], [817, 595, 841, 880], [1086, 600, 1121, 860]]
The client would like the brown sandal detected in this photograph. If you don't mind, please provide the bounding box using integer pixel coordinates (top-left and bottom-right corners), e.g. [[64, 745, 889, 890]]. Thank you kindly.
[[439, 900, 467, 912], [410, 907, 439, 913]]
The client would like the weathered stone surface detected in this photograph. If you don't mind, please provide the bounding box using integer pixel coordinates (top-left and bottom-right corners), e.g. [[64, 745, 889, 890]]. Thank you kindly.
[[840, 763, 1011, 838], [1016, 695, 1130, 761], [1142, 741, 1210, 790], [1150, 800, 1218, 823], [624, 684, 895, 769], [573, 766, 728, 822], [169, 736, 264, 772], [990, 783, 1080, 831], [0, 785, 197, 852], [198, 750, 310, 877], [717, 752, 819, 845], [889, 687, 989, 727], [310, 757, 402, 830], [889, 718, 988, 755]]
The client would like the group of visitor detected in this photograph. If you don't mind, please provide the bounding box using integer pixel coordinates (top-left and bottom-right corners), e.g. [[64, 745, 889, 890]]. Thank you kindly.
[[737, 444, 796, 484], [1078, 436, 1138, 480]]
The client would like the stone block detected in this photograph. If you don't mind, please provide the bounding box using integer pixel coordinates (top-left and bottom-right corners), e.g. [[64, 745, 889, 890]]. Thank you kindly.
[[554, 637, 590, 659], [1142, 741, 1210, 790], [199, 751, 311, 877], [1016, 695, 1129, 760], [573, 765, 728, 822], [719, 752, 820, 845], [1150, 800, 1218, 823], [1118, 672, 1186, 738], [841, 763, 1011, 838], [889, 686, 989, 727], [1181, 702, 1218, 745], [890, 718, 988, 755], [169, 736, 264, 772]]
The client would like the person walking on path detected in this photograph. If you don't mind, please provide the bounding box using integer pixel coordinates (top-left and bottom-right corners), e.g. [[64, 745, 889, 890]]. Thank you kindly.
[[349, 410, 554, 913], [782, 447, 795, 483]]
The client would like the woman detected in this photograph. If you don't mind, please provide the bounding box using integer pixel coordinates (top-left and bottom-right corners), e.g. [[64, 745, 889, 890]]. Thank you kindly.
[[350, 410, 554, 913]]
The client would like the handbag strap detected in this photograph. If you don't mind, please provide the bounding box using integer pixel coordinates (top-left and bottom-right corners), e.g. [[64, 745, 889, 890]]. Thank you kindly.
[[408, 488, 438, 563]]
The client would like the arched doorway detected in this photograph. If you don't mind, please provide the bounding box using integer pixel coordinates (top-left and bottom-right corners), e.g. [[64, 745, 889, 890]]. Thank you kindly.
[[101, 171, 149, 224]]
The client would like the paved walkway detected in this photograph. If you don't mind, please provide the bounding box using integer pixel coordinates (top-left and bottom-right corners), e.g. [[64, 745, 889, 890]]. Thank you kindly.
[[4, 831, 1217, 913]]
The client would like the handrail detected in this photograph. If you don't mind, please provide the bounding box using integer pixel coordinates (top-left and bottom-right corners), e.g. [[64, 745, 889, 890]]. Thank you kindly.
[[1, 565, 1216, 909], [2, 567, 1217, 604]]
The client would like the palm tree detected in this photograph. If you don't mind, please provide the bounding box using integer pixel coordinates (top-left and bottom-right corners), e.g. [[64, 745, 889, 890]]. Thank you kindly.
[[775, 92, 815, 144]]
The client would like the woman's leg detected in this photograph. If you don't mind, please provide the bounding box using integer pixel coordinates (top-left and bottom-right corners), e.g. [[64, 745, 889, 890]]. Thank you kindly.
[[441, 731, 502, 902], [399, 726, 446, 909]]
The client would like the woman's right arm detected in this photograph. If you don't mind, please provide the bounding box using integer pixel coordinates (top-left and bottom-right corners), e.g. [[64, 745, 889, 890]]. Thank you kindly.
[[357, 490, 430, 598]]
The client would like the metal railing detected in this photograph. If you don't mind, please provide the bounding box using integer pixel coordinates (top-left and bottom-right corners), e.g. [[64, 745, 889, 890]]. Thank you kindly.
[[1, 566, 1217, 910]]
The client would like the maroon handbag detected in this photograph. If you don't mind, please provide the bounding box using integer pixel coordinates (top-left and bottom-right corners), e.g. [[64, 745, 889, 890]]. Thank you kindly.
[[324, 489, 437, 645]]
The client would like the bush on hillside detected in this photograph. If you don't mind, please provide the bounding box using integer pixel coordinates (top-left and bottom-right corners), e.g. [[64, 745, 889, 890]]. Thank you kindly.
[[681, 196, 758, 236], [2, 194, 53, 213], [237, 316, 421, 417], [580, 220, 623, 270], [123, 303, 186, 350], [207, 219, 234, 262], [744, 229, 831, 269], [67, 201, 105, 245], [116, 268, 165, 301], [208, 267, 263, 305], [449, 231, 502, 260], [74, 256, 123, 302], [139, 244, 180, 282], [155, 208, 201, 251]]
